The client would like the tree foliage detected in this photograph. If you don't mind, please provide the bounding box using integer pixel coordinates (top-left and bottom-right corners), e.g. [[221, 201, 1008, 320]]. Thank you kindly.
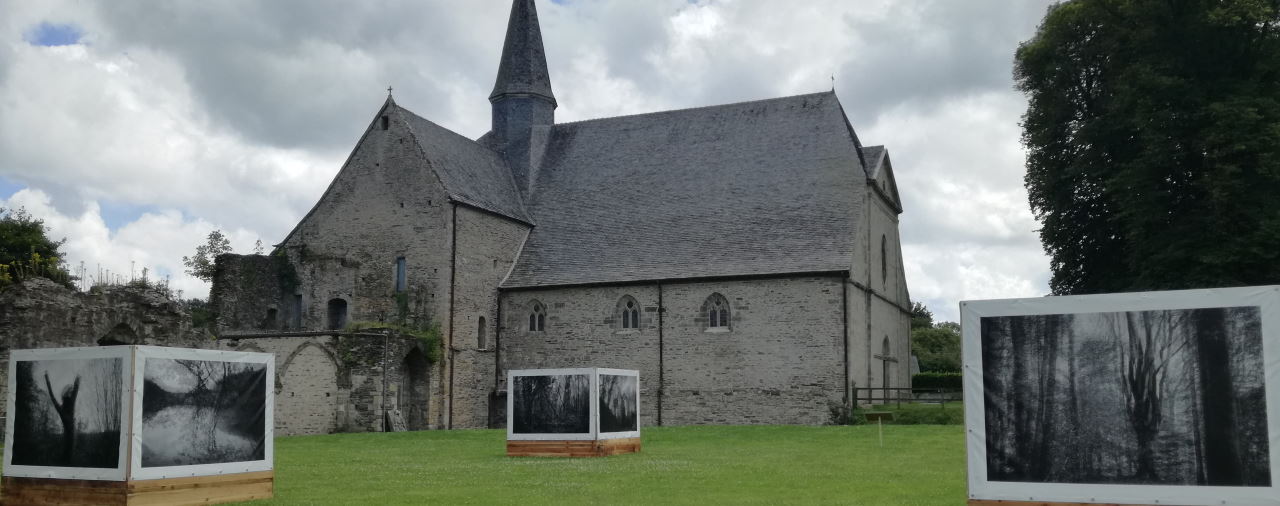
[[0, 207, 73, 289], [910, 301, 934, 330], [1017, 0, 1280, 295], [182, 230, 232, 282], [913, 322, 962, 373]]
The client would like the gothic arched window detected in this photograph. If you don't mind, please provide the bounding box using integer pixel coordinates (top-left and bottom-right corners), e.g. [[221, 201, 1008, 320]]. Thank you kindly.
[[478, 316, 488, 350], [617, 296, 641, 330], [528, 301, 546, 332], [703, 293, 730, 330], [881, 235, 888, 289]]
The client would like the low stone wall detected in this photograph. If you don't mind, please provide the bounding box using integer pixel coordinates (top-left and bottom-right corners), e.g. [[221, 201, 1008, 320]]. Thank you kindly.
[[0, 279, 440, 438], [216, 331, 439, 434]]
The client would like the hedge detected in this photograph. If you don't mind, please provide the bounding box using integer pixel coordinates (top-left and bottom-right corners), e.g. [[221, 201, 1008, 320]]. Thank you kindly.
[[912, 372, 961, 390]]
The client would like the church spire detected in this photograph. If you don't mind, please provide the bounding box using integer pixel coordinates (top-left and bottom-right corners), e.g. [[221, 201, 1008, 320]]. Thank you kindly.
[[490, 0, 556, 107], [489, 0, 556, 198]]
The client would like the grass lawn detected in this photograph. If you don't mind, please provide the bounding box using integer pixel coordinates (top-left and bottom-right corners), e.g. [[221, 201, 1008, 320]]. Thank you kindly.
[[245, 425, 965, 505]]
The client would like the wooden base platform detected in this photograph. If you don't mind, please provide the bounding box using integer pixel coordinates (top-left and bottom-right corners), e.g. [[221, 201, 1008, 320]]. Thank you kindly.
[[507, 438, 642, 457], [970, 501, 1163, 506], [1, 471, 273, 506]]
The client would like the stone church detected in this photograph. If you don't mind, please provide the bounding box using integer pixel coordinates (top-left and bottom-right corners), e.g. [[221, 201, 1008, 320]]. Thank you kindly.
[[211, 0, 912, 432]]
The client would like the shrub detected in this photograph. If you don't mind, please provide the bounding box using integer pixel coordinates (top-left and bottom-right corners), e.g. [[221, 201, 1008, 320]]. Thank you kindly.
[[876, 403, 965, 425], [827, 402, 867, 426], [912, 372, 961, 390]]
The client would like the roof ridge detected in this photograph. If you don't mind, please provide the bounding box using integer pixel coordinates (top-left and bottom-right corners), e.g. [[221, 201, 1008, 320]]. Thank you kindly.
[[393, 103, 534, 222], [395, 105, 504, 158], [553, 90, 837, 128]]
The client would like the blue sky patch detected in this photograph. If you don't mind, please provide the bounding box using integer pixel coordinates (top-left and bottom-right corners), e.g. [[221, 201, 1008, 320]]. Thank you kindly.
[[98, 199, 159, 230], [0, 177, 24, 201], [24, 22, 83, 47]]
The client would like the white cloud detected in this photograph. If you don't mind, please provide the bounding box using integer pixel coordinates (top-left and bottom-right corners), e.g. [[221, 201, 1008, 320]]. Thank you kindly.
[[0, 0, 1060, 319], [4, 189, 260, 299]]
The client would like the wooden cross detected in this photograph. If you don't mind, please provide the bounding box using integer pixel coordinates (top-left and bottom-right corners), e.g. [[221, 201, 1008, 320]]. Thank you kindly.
[[873, 352, 898, 403]]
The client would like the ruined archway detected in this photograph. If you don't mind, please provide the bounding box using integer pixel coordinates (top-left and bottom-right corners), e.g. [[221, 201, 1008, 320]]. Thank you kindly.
[[400, 347, 430, 431], [277, 342, 339, 435], [97, 322, 137, 346]]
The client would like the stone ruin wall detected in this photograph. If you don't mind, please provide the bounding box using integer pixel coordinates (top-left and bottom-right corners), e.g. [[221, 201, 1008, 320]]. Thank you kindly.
[[0, 277, 437, 439]]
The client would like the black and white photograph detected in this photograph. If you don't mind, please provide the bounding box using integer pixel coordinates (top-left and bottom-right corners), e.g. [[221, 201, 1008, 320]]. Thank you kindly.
[[9, 357, 124, 469], [981, 306, 1271, 487], [598, 374, 638, 434], [140, 357, 268, 468], [511, 374, 590, 435]]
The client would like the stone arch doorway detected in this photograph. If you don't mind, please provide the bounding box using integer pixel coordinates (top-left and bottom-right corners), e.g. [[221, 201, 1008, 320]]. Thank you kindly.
[[98, 322, 136, 346], [277, 342, 339, 435], [400, 348, 430, 431]]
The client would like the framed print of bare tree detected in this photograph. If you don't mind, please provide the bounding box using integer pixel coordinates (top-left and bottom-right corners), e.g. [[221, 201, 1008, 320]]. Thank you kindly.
[[963, 286, 1280, 505]]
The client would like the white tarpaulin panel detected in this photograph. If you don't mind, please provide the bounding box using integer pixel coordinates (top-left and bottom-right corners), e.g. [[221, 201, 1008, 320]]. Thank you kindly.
[[130, 346, 275, 480], [2, 345, 274, 482], [506, 368, 640, 442], [3, 347, 131, 481], [962, 286, 1280, 505]]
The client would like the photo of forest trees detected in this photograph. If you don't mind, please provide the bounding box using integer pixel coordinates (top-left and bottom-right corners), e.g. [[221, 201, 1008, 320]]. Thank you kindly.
[[599, 375, 638, 433], [982, 306, 1271, 486], [141, 358, 267, 468], [10, 357, 123, 469], [512, 374, 590, 434]]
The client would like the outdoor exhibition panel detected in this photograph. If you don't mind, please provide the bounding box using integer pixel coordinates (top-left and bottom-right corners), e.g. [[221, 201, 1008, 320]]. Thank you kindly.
[[962, 286, 1279, 506], [2, 345, 275, 506], [507, 368, 640, 457]]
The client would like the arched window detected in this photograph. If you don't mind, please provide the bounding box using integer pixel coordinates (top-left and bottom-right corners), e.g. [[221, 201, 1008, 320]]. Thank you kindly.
[[881, 235, 888, 289], [528, 301, 546, 332], [394, 257, 407, 292], [327, 299, 348, 330], [703, 293, 730, 330], [617, 296, 641, 330], [478, 316, 488, 350]]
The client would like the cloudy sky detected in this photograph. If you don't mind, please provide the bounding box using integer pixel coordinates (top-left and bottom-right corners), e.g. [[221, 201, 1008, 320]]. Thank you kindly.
[[0, 0, 1056, 322]]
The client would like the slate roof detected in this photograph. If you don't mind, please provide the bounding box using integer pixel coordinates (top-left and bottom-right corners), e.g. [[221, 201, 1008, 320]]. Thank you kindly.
[[397, 105, 532, 223], [490, 0, 556, 105], [861, 145, 885, 179], [501, 91, 868, 288]]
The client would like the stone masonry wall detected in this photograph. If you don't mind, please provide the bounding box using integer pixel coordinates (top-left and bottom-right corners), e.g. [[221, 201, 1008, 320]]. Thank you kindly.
[[500, 284, 663, 426], [0, 278, 211, 440], [0, 277, 438, 438], [499, 275, 847, 427], [218, 332, 438, 435], [449, 206, 529, 428], [864, 187, 913, 398], [211, 254, 287, 333], [266, 106, 456, 428]]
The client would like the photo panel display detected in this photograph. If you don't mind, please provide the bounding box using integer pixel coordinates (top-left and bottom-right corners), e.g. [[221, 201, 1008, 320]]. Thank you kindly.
[[963, 286, 1280, 505], [4, 347, 130, 481], [132, 347, 273, 480], [511, 373, 591, 435], [598, 374, 638, 434]]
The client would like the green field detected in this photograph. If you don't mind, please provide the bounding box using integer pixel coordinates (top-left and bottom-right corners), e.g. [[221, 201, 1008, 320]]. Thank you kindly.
[[248, 425, 966, 505]]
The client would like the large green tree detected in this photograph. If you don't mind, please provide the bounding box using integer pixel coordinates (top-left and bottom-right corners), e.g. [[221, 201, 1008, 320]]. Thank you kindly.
[[1017, 0, 1280, 295], [913, 321, 962, 373]]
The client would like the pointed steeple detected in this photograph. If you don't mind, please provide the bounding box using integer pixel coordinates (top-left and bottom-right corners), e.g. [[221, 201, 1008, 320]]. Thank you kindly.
[[490, 0, 557, 107], [489, 0, 556, 199]]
